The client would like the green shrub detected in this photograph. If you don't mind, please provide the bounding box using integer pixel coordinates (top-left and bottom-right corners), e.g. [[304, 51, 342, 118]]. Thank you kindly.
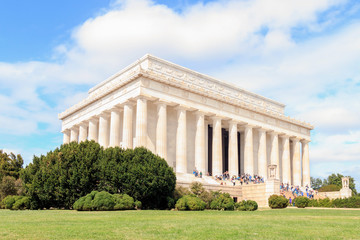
[[22, 141, 176, 210], [235, 200, 258, 211], [2, 195, 17, 209], [333, 196, 360, 208], [294, 196, 310, 208], [113, 194, 135, 210], [1, 195, 30, 210], [318, 198, 333, 207], [175, 195, 206, 211], [134, 200, 142, 210], [73, 191, 137, 211], [308, 199, 319, 207], [12, 196, 30, 210], [210, 193, 234, 211], [318, 184, 341, 192], [92, 191, 116, 211], [268, 195, 288, 209]]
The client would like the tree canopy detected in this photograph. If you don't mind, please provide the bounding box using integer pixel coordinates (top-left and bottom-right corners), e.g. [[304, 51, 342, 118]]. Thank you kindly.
[[0, 150, 23, 180], [22, 141, 176, 209], [311, 173, 357, 195]]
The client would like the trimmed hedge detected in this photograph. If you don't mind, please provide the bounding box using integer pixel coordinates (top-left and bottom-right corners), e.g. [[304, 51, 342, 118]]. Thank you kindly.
[[318, 184, 341, 192], [2, 195, 30, 210], [294, 196, 310, 208], [308, 196, 360, 208], [235, 200, 258, 211], [175, 195, 206, 211], [210, 193, 235, 211], [73, 191, 138, 211], [268, 195, 288, 209]]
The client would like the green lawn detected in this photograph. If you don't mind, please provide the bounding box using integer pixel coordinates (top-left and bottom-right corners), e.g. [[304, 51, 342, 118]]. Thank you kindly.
[[0, 208, 359, 240]]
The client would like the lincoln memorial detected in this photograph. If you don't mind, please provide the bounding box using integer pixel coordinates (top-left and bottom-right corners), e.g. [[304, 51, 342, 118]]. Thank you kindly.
[[59, 54, 313, 203]]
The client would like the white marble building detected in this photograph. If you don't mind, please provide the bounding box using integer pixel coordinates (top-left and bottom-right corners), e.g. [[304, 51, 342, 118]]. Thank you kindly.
[[59, 54, 313, 187]]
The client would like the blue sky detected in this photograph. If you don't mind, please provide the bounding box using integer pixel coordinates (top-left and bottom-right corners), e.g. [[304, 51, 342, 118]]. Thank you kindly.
[[1, 0, 359, 190]]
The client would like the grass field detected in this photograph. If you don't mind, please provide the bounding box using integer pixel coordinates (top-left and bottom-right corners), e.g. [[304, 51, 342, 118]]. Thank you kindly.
[[0, 208, 359, 240]]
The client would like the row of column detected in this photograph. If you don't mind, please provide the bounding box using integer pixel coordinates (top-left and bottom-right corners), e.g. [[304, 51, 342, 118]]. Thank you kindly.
[[62, 97, 310, 187], [63, 97, 168, 158]]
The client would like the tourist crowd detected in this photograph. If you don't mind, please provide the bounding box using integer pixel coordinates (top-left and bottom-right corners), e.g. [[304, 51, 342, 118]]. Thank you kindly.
[[192, 169, 264, 186], [280, 183, 317, 205]]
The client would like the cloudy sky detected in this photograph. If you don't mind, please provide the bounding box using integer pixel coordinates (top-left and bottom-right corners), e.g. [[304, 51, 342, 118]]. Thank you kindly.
[[1, 0, 359, 190]]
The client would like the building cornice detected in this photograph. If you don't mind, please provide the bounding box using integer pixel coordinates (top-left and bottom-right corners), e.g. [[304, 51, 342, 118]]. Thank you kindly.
[[59, 54, 313, 130]]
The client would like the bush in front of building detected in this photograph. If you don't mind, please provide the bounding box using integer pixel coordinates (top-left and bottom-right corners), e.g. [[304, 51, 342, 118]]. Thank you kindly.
[[175, 195, 206, 211], [332, 196, 360, 208], [294, 196, 310, 208], [1, 195, 30, 210], [268, 195, 288, 209], [318, 184, 341, 192], [308, 197, 360, 208], [22, 141, 176, 210], [210, 192, 235, 211], [73, 191, 137, 211], [235, 200, 258, 211]]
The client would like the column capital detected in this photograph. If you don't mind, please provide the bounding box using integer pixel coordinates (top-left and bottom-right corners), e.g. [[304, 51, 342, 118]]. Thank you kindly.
[[98, 112, 110, 118], [175, 105, 190, 111], [269, 130, 281, 136], [123, 100, 136, 107], [257, 127, 269, 133], [89, 116, 99, 123], [109, 106, 123, 113], [77, 121, 88, 128], [290, 136, 301, 142], [193, 110, 208, 117], [228, 119, 240, 125], [62, 128, 70, 134], [301, 139, 311, 144], [154, 99, 171, 106], [210, 115, 223, 121], [70, 126, 79, 131], [279, 133, 291, 139]]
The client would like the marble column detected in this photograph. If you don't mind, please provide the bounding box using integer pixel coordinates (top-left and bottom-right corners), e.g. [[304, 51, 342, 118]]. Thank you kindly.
[[63, 130, 70, 144], [291, 137, 301, 186], [302, 140, 310, 187], [270, 132, 279, 179], [98, 113, 110, 148], [109, 108, 121, 147], [258, 128, 267, 179], [228, 121, 238, 177], [156, 102, 167, 160], [88, 117, 99, 142], [281, 135, 291, 184], [122, 102, 134, 149], [135, 97, 147, 148], [176, 107, 187, 173], [70, 127, 79, 142], [244, 125, 254, 175], [78, 123, 88, 142], [212, 117, 222, 177], [195, 111, 206, 174]]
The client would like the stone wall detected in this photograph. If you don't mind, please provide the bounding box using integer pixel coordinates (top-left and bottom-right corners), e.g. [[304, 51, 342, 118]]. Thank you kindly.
[[176, 175, 280, 207]]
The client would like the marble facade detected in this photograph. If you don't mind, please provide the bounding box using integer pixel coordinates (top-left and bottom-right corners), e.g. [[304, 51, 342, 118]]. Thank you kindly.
[[59, 54, 313, 187]]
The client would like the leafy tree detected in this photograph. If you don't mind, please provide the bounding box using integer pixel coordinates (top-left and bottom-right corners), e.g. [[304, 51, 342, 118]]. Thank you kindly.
[[0, 150, 23, 179], [323, 173, 357, 195], [310, 177, 323, 190], [98, 147, 176, 209], [0, 176, 17, 201], [22, 141, 176, 210], [23, 141, 103, 209]]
